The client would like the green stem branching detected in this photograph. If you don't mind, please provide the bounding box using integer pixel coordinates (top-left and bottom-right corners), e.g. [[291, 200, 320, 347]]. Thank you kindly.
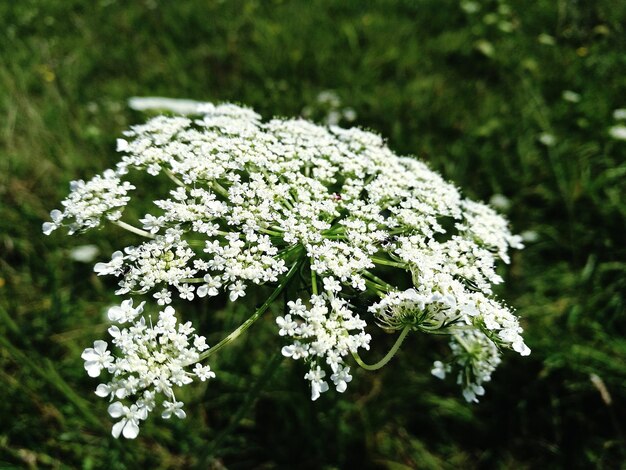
[[197, 258, 304, 362], [351, 326, 411, 371]]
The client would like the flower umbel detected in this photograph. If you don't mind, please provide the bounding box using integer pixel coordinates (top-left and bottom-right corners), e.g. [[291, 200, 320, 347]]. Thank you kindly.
[[85, 304, 212, 438], [47, 100, 529, 438]]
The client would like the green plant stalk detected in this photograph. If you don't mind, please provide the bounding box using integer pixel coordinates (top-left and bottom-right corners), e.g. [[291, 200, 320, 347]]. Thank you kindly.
[[198, 257, 304, 362], [363, 279, 388, 297], [351, 325, 411, 371], [113, 220, 155, 239], [211, 181, 230, 198], [164, 168, 185, 187], [371, 256, 407, 269], [363, 270, 395, 291], [311, 269, 318, 295]]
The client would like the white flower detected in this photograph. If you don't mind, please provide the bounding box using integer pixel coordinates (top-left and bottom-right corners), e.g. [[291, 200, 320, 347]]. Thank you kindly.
[[161, 400, 186, 419], [81, 340, 114, 377], [562, 90, 581, 103], [193, 364, 216, 381], [154, 289, 172, 305], [108, 402, 147, 439], [609, 125, 626, 141], [42, 209, 64, 235], [613, 108, 626, 120], [463, 384, 486, 403], [69, 244, 100, 263], [489, 194, 511, 211], [128, 97, 212, 115], [431, 361, 448, 380], [94, 251, 124, 276], [281, 343, 308, 360], [228, 281, 246, 301], [178, 283, 195, 301], [322, 276, 342, 293], [330, 365, 353, 393], [276, 314, 299, 336], [520, 230, 539, 243], [538, 132, 556, 147], [140, 214, 165, 234], [107, 299, 146, 323], [305, 366, 329, 401]]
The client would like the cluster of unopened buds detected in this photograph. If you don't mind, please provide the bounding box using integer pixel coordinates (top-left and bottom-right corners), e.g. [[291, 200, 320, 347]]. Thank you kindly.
[[45, 99, 529, 438]]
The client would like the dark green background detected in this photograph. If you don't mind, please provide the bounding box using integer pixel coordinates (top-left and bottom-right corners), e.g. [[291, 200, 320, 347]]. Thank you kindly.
[[1, 0, 625, 468]]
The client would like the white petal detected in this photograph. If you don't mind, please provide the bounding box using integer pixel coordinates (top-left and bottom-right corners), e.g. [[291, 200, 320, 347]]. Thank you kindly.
[[93, 262, 108, 274], [95, 384, 111, 397], [108, 402, 125, 418], [174, 409, 186, 419], [311, 384, 321, 401], [108, 325, 121, 338], [84, 361, 102, 377], [137, 407, 148, 420], [42, 222, 56, 235], [111, 420, 125, 439], [108, 306, 122, 322], [50, 209, 63, 223], [81, 349, 98, 361], [93, 340, 108, 354], [122, 420, 140, 439]]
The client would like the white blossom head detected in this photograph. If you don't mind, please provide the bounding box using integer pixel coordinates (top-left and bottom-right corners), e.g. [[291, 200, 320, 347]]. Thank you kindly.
[[45, 99, 529, 434]]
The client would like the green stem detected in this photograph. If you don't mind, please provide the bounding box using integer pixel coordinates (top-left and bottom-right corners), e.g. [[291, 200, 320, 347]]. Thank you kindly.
[[323, 225, 346, 236], [351, 326, 411, 371], [211, 181, 230, 198], [363, 279, 388, 297], [311, 269, 318, 295], [278, 243, 303, 260], [323, 234, 347, 240], [164, 168, 185, 187], [260, 228, 284, 237], [113, 220, 155, 239], [371, 257, 406, 269], [363, 270, 395, 291], [198, 258, 304, 362]]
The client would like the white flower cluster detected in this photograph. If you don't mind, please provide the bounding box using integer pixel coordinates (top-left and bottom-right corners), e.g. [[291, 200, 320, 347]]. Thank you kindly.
[[81, 301, 214, 438], [277, 294, 371, 400], [45, 99, 529, 437], [431, 330, 502, 403], [43, 169, 134, 235]]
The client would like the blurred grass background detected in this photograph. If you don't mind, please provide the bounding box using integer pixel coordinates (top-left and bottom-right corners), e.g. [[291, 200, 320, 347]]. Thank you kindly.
[[1, 0, 625, 468]]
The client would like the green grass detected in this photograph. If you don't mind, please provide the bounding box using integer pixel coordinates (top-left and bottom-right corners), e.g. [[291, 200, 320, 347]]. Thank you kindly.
[[1, 0, 625, 468]]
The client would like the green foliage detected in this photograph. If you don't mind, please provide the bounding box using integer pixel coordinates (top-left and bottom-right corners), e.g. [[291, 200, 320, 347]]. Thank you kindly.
[[1, 0, 624, 467]]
